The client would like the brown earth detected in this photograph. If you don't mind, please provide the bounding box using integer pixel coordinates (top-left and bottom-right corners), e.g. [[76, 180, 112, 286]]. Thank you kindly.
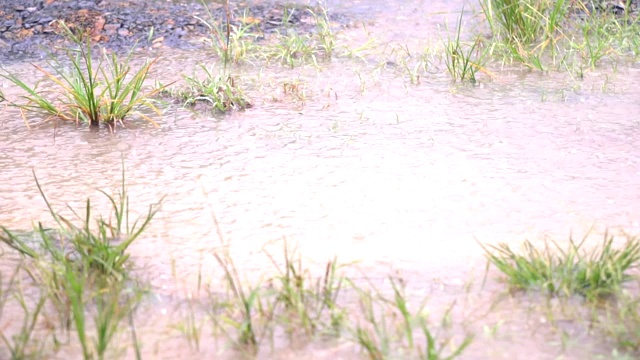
[[0, 0, 348, 61]]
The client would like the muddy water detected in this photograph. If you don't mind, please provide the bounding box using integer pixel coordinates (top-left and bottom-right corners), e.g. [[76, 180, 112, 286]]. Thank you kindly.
[[2, 0, 640, 358]]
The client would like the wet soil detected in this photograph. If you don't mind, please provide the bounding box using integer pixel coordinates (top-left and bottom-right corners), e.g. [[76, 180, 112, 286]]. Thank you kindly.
[[0, 0, 349, 62]]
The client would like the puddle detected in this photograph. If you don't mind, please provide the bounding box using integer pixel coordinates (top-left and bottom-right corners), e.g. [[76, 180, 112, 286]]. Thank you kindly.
[[2, 0, 640, 358]]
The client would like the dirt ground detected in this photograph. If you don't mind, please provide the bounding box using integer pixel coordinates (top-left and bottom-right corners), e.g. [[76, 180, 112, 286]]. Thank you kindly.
[[0, 0, 345, 61]]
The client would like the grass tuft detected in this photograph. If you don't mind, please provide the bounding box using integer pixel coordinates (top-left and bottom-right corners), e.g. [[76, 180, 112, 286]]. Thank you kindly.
[[1, 21, 165, 129], [480, 232, 640, 300]]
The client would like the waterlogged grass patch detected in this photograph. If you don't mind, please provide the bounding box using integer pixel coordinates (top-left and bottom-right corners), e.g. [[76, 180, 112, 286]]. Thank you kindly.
[[168, 64, 249, 112], [1, 203, 472, 359], [205, 241, 347, 356], [0, 21, 165, 129], [350, 277, 473, 360], [1, 167, 160, 282], [265, 243, 345, 339], [0, 162, 156, 359], [190, 222, 473, 359], [481, 233, 640, 299]]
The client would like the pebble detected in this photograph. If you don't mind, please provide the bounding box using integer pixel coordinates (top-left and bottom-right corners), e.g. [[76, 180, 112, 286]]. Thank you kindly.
[[104, 23, 120, 35]]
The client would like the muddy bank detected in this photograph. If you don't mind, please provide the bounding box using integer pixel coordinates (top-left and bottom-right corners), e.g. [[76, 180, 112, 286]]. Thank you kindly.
[[0, 0, 349, 62]]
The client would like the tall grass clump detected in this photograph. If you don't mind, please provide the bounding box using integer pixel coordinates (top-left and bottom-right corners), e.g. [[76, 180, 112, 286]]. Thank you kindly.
[[481, 0, 568, 46], [481, 232, 640, 300], [576, 13, 619, 69], [482, 0, 544, 45], [479, 0, 573, 69], [477, 0, 640, 70], [1, 21, 164, 129]]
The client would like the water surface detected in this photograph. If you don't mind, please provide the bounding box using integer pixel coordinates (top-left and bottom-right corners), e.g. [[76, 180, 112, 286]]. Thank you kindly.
[[1, 0, 640, 358]]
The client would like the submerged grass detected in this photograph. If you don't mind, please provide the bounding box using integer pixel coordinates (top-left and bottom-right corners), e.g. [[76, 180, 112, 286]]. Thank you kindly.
[[0, 161, 158, 359], [175, 64, 250, 112], [481, 232, 640, 300], [265, 242, 346, 340], [599, 289, 640, 354], [212, 249, 265, 355], [1, 165, 160, 282], [350, 277, 473, 360], [196, 225, 471, 359], [444, 10, 486, 82], [0, 186, 474, 359], [165, 1, 251, 113]]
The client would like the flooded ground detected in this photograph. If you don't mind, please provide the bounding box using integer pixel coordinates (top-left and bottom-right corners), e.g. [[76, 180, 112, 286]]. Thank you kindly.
[[2, 0, 640, 359]]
